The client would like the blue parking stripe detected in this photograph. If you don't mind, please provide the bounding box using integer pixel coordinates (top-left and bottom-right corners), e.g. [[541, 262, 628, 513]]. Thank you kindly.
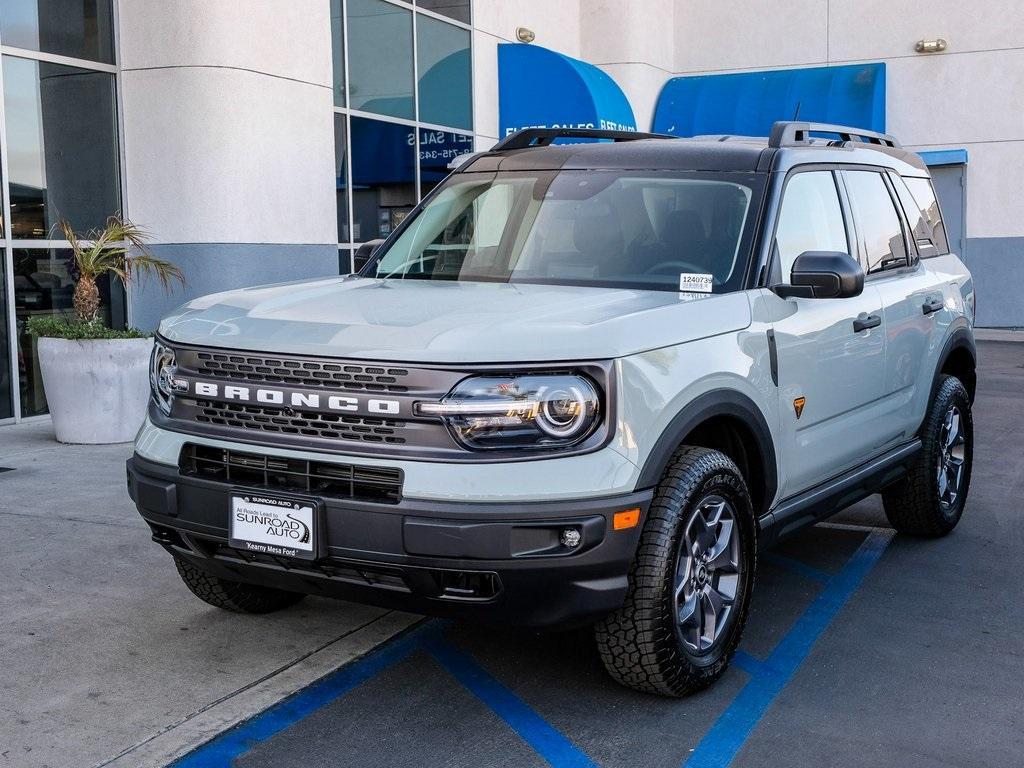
[[169, 622, 427, 768], [684, 528, 893, 768], [426, 636, 599, 768]]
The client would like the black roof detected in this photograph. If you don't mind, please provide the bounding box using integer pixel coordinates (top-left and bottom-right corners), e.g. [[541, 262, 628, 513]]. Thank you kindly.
[[462, 138, 773, 173]]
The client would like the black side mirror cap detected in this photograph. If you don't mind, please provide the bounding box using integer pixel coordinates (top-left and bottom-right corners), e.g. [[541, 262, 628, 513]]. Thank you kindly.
[[353, 239, 386, 273], [773, 251, 864, 299]]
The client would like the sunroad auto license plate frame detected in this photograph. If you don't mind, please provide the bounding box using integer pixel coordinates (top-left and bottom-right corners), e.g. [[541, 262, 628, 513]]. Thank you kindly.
[[229, 491, 325, 561]]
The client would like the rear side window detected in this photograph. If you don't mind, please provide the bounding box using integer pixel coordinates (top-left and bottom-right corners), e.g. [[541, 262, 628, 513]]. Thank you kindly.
[[773, 171, 848, 282], [842, 170, 910, 275], [900, 176, 949, 256]]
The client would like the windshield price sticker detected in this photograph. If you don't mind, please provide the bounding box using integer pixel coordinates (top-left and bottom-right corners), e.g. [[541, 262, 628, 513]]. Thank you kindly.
[[679, 273, 714, 293]]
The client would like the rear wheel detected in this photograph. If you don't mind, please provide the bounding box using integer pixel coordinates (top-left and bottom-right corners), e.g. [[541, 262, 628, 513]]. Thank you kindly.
[[595, 447, 756, 696], [174, 556, 306, 614], [882, 374, 973, 537]]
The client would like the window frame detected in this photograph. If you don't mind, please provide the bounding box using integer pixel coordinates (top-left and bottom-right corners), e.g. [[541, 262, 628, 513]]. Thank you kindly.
[[765, 165, 853, 288], [838, 167, 918, 279], [896, 173, 951, 258]]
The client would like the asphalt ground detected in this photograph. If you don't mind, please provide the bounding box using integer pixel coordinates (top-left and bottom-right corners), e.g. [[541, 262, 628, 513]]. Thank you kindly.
[[3, 340, 1022, 767], [172, 340, 1024, 768]]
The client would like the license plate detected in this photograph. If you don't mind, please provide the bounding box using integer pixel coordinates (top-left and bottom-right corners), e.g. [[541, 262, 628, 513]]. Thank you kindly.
[[229, 492, 322, 561]]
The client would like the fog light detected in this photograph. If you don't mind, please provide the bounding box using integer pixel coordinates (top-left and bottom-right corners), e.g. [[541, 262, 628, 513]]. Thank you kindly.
[[560, 528, 582, 548]]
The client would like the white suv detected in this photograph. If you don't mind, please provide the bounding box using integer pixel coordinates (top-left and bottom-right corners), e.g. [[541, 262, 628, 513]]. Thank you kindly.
[[128, 122, 977, 696]]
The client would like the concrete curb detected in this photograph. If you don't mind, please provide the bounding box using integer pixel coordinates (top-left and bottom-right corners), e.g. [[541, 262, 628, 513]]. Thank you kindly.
[[94, 611, 422, 768], [975, 328, 1024, 342]]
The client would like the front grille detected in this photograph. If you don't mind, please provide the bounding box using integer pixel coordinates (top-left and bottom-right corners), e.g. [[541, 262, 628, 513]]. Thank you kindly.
[[194, 351, 410, 392], [194, 400, 407, 445], [180, 444, 403, 504]]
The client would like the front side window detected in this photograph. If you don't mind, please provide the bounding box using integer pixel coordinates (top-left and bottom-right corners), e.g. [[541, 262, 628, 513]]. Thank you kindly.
[[773, 171, 848, 283], [843, 170, 909, 274], [366, 170, 763, 294]]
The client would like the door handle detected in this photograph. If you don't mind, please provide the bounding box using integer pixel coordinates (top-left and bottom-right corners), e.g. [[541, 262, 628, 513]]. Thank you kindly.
[[853, 313, 881, 333], [922, 297, 944, 315]]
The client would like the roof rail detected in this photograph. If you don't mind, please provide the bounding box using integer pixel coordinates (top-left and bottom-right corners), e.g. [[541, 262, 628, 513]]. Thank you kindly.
[[769, 121, 900, 149], [491, 128, 675, 151]]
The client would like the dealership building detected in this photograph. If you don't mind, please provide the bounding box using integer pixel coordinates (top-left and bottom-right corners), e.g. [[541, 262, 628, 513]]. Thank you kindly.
[[0, 0, 1021, 424]]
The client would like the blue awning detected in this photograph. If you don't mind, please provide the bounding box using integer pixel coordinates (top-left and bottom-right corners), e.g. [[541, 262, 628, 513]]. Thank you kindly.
[[917, 149, 968, 166], [653, 63, 886, 137], [498, 43, 636, 139]]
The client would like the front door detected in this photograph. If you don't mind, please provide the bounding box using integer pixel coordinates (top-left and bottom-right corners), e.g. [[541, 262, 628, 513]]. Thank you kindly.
[[764, 169, 889, 499]]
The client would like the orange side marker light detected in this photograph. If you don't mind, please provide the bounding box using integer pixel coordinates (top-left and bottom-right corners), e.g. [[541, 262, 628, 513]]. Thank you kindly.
[[614, 507, 641, 530]]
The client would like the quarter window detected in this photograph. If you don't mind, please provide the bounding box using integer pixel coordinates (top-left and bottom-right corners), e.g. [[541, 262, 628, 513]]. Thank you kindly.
[[773, 171, 848, 283], [902, 176, 949, 256], [843, 171, 909, 274]]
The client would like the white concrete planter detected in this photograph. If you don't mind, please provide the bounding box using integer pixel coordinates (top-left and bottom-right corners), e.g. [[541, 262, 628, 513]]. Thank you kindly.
[[37, 336, 153, 444]]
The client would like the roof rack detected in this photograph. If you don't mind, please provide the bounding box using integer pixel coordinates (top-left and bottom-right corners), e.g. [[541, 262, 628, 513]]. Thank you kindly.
[[491, 128, 675, 152], [769, 121, 900, 149]]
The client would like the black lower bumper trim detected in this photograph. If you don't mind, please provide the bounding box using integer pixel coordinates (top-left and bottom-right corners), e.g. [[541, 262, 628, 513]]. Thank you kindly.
[[127, 454, 652, 628]]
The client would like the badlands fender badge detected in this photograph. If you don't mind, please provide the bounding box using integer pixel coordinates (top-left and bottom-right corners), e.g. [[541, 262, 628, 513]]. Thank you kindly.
[[793, 396, 806, 419], [679, 273, 714, 293]]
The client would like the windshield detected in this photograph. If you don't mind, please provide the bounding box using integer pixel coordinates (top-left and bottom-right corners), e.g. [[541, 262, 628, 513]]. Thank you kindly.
[[363, 170, 764, 293]]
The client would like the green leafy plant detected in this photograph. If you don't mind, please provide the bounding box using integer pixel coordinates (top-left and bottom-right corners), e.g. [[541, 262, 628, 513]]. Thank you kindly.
[[25, 315, 150, 340], [61, 216, 184, 324]]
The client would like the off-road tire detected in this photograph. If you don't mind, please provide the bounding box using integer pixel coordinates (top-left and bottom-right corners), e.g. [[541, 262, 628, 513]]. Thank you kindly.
[[174, 556, 306, 613], [882, 374, 973, 537], [595, 447, 756, 697]]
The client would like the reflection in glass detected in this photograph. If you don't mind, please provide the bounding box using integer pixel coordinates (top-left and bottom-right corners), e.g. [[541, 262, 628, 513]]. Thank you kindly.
[[416, 0, 470, 24], [416, 14, 471, 130], [330, 0, 346, 106], [774, 171, 848, 281], [844, 171, 909, 274], [334, 115, 351, 242], [350, 117, 416, 242], [13, 249, 125, 416], [0, 0, 115, 63], [347, 0, 414, 120], [0, 255, 12, 419], [418, 128, 473, 198], [3, 55, 120, 238], [340, 247, 354, 275]]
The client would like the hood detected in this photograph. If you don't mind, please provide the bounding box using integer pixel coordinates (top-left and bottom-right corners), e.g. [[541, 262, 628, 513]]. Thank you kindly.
[[158, 277, 751, 363]]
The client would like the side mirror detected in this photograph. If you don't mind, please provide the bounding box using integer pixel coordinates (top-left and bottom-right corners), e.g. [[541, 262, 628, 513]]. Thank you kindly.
[[354, 239, 385, 271], [773, 251, 864, 299]]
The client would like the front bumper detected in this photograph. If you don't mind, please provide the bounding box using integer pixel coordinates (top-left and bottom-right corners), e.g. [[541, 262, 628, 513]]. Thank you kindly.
[[127, 454, 652, 628]]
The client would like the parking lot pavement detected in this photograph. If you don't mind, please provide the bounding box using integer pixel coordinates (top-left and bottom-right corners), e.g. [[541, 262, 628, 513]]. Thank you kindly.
[[168, 340, 1024, 768], [0, 422, 418, 768]]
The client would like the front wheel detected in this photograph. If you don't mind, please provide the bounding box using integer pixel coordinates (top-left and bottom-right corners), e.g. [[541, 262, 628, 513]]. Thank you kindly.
[[882, 374, 974, 537], [595, 447, 756, 696], [174, 556, 306, 614]]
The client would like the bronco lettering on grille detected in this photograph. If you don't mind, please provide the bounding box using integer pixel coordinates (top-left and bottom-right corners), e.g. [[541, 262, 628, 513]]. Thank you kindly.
[[185, 381, 402, 415]]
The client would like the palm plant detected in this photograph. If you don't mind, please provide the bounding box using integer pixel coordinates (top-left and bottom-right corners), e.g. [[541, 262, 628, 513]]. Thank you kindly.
[[60, 216, 184, 323]]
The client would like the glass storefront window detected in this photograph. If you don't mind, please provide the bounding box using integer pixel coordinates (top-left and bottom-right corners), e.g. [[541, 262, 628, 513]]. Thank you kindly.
[[350, 117, 416, 242], [0, 258, 12, 420], [13, 248, 125, 416], [347, 0, 414, 120], [334, 115, 351, 242], [416, 14, 471, 130], [416, 0, 470, 24], [419, 128, 473, 198], [0, 0, 115, 64], [330, 0, 346, 107], [3, 55, 120, 239]]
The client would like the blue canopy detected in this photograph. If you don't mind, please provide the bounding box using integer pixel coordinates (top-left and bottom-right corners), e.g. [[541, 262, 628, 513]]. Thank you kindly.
[[498, 43, 636, 139], [653, 63, 886, 137]]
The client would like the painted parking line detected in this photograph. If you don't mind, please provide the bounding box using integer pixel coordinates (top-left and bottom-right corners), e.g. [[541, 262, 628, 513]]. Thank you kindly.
[[684, 528, 894, 768], [174, 527, 893, 768]]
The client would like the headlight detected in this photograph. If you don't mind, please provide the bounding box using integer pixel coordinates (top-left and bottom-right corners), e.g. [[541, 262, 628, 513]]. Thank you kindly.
[[416, 374, 601, 450], [149, 340, 177, 415]]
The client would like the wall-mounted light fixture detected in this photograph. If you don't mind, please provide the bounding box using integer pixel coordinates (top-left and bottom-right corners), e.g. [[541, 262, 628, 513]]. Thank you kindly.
[[516, 26, 535, 44], [915, 38, 948, 53]]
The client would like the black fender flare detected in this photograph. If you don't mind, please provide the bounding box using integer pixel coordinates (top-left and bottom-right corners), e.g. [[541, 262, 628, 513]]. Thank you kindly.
[[932, 324, 977, 402], [635, 389, 778, 515]]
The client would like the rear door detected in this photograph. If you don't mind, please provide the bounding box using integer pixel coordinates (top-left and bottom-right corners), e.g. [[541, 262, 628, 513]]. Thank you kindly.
[[764, 169, 888, 498]]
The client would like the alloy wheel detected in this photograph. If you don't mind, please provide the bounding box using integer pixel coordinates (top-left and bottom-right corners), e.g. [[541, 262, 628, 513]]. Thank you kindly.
[[674, 495, 741, 653], [937, 405, 967, 510]]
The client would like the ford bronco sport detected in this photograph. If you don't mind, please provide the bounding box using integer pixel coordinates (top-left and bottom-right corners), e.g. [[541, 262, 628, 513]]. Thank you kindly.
[[128, 122, 977, 696]]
